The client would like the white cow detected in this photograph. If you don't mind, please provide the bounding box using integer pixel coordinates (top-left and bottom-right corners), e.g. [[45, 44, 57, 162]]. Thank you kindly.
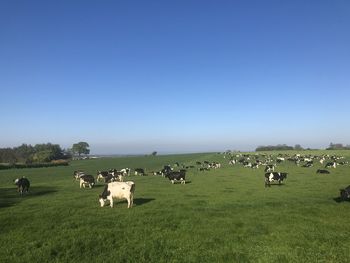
[[99, 181, 135, 208], [79, 175, 95, 188]]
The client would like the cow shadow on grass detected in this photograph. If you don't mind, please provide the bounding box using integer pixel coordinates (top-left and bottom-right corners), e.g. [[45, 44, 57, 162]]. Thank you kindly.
[[265, 183, 285, 187], [133, 198, 155, 206], [0, 186, 57, 208], [333, 197, 349, 203], [169, 181, 192, 184], [107, 198, 155, 207], [92, 184, 105, 188]]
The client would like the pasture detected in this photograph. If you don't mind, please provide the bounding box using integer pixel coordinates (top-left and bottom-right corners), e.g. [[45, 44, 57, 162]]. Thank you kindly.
[[1, 151, 350, 263]]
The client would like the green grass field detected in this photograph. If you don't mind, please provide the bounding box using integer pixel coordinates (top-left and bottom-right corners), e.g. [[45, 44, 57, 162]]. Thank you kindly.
[[1, 151, 350, 263]]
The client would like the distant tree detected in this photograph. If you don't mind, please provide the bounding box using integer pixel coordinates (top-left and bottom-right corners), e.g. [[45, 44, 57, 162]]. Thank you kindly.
[[151, 151, 157, 156], [256, 144, 294, 151], [294, 144, 304, 151], [326, 142, 349, 150], [13, 144, 35, 163], [0, 148, 17, 164], [63, 148, 73, 159], [72, 142, 90, 156], [33, 143, 64, 162]]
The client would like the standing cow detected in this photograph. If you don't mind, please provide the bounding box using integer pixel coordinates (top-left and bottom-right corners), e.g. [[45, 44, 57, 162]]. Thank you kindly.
[[339, 186, 350, 201], [265, 172, 287, 187], [165, 170, 186, 184], [99, 181, 135, 208], [14, 177, 30, 195], [79, 175, 95, 188]]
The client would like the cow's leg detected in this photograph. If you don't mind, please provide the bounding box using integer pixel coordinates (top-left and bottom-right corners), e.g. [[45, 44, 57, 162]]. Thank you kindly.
[[127, 197, 131, 208], [108, 196, 113, 208]]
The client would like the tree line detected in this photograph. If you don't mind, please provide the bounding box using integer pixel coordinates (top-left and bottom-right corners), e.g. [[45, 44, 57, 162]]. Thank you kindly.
[[255, 144, 298, 151], [0, 142, 90, 164], [326, 143, 350, 150], [256, 143, 350, 151]]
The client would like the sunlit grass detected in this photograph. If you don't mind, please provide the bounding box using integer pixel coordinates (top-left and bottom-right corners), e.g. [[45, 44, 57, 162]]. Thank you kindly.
[[1, 151, 350, 262]]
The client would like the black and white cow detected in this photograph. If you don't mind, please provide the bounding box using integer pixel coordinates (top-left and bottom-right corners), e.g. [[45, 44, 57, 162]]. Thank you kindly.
[[79, 175, 95, 188], [73, 170, 85, 180], [108, 169, 124, 182], [302, 161, 313, 168], [209, 162, 221, 169], [339, 185, 350, 201], [134, 168, 145, 176], [165, 170, 186, 184], [99, 181, 135, 208], [316, 169, 330, 174], [265, 172, 287, 187], [251, 163, 259, 169], [120, 168, 131, 176], [325, 162, 337, 169], [14, 177, 30, 195], [162, 165, 173, 175], [243, 162, 252, 168], [228, 159, 236, 165], [276, 157, 285, 163], [264, 165, 275, 173], [96, 170, 110, 182]]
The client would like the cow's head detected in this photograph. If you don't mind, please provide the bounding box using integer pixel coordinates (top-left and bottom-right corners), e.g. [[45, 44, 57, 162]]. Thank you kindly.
[[99, 195, 106, 207]]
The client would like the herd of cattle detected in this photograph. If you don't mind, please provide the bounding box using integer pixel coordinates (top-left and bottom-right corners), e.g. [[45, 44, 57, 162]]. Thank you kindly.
[[13, 152, 350, 207]]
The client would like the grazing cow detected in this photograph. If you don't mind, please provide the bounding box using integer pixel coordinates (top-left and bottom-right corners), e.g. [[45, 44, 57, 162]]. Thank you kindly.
[[229, 159, 236, 165], [264, 165, 275, 173], [14, 177, 30, 195], [265, 172, 287, 187], [96, 171, 109, 182], [162, 165, 173, 175], [302, 162, 313, 168], [196, 161, 202, 166], [73, 170, 85, 180], [340, 186, 350, 201], [251, 163, 259, 169], [109, 169, 124, 182], [325, 162, 337, 169], [243, 162, 252, 168], [209, 162, 221, 169], [316, 169, 330, 174], [120, 168, 131, 176], [165, 170, 186, 184], [134, 168, 145, 176], [99, 181, 135, 208], [276, 157, 285, 163], [79, 175, 95, 188]]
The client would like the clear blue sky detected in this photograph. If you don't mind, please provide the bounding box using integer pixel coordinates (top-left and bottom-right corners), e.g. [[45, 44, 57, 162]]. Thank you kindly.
[[1, 1, 349, 154]]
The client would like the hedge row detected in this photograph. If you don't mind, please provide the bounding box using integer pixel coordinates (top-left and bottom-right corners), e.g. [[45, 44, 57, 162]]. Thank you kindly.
[[0, 161, 69, 170]]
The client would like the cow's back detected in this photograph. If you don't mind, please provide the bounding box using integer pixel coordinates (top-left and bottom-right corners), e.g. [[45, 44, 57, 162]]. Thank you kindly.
[[108, 181, 135, 198]]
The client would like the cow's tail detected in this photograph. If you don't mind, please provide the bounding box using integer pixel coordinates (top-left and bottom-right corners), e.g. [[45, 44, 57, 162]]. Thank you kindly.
[[130, 182, 136, 193]]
